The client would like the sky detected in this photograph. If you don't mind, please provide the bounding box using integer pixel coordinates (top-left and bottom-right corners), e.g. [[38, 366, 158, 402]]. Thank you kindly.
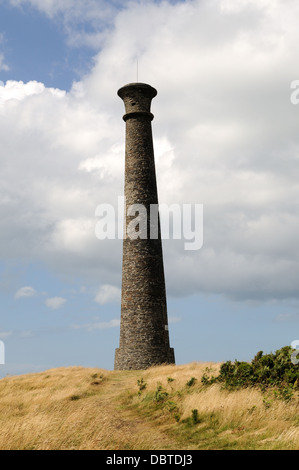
[[1, 0, 299, 377]]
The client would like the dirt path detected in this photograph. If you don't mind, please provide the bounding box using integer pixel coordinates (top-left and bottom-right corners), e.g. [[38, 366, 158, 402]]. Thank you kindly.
[[88, 371, 181, 450], [0, 367, 188, 450]]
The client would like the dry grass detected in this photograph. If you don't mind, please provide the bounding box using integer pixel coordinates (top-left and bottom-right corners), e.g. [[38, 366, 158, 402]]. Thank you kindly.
[[0, 362, 298, 450]]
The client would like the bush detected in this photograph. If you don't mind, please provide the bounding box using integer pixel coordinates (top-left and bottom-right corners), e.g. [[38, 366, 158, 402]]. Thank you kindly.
[[191, 409, 199, 424], [186, 377, 197, 387], [137, 378, 147, 392], [155, 383, 169, 402], [203, 346, 299, 397]]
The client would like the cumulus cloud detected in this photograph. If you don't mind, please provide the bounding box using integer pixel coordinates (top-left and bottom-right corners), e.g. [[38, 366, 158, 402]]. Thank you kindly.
[[80, 0, 299, 301], [1, 0, 299, 303], [45, 297, 67, 309], [95, 284, 121, 305], [15, 286, 36, 299], [0, 80, 65, 103], [0, 78, 123, 286]]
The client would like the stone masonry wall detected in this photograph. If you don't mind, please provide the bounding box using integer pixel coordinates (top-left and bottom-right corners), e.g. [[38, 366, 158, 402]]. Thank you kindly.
[[114, 83, 175, 370]]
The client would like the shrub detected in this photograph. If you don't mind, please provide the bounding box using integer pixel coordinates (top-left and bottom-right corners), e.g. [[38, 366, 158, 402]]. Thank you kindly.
[[167, 377, 175, 384], [70, 395, 81, 401], [191, 409, 199, 424], [186, 377, 197, 387], [137, 378, 147, 392], [203, 346, 299, 398], [155, 383, 169, 402]]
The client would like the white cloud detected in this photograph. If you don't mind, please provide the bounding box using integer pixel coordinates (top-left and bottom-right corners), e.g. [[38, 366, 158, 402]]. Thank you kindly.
[[71, 318, 120, 331], [45, 297, 67, 309], [0, 78, 122, 283], [0, 53, 9, 72], [0, 33, 9, 72], [81, 0, 299, 301], [15, 286, 36, 299], [0, 80, 65, 104], [169, 316, 181, 324], [0, 331, 12, 339], [95, 285, 121, 305], [1, 0, 299, 303]]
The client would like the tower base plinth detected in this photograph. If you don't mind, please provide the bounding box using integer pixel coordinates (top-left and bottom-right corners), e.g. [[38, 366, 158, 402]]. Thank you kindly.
[[114, 346, 175, 371]]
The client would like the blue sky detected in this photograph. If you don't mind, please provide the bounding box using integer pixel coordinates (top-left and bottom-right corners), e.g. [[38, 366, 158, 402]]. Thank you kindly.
[[1, 0, 299, 377], [0, 3, 78, 88]]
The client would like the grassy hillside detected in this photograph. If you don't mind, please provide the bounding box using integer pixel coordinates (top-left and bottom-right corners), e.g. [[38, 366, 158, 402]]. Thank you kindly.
[[0, 361, 298, 450]]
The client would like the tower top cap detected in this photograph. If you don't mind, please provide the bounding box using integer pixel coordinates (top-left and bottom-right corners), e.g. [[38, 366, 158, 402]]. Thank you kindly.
[[117, 83, 157, 100], [118, 83, 157, 120]]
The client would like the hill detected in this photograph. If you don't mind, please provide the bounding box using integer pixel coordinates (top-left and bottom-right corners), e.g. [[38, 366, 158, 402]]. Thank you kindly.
[[0, 360, 298, 450]]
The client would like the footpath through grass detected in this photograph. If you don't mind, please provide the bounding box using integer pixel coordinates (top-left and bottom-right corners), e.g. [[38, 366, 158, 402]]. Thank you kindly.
[[0, 347, 298, 450], [117, 349, 299, 450]]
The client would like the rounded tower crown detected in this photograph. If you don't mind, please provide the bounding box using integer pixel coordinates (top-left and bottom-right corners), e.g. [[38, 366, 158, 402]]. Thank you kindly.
[[117, 83, 157, 121]]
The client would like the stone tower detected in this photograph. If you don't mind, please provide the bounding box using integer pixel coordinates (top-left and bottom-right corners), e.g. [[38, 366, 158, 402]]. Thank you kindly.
[[114, 82, 175, 370]]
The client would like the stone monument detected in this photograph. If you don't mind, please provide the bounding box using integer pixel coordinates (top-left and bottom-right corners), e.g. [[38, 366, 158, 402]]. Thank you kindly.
[[114, 82, 175, 370]]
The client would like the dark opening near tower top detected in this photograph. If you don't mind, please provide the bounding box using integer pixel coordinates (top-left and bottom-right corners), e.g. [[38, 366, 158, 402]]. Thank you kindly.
[[114, 82, 175, 370]]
